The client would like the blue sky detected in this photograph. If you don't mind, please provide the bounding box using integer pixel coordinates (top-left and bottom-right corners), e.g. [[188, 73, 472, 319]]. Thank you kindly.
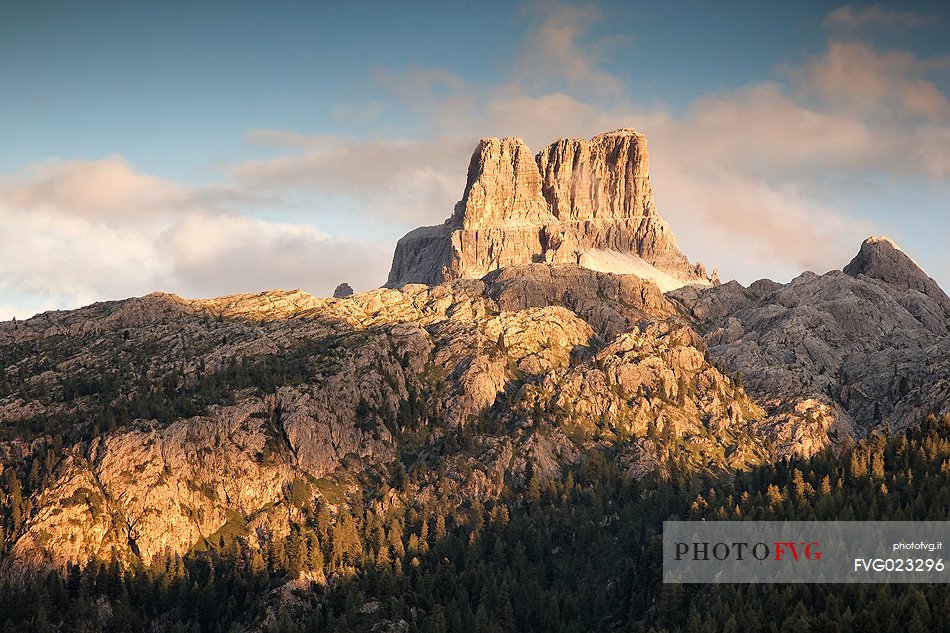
[[1, 1, 948, 318]]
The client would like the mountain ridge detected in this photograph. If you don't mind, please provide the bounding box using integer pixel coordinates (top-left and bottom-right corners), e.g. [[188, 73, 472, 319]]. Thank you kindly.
[[1, 235, 947, 573]]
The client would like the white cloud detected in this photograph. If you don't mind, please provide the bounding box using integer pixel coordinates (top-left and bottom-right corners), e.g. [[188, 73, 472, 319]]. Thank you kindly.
[[158, 213, 390, 299], [648, 163, 876, 281], [372, 66, 473, 113], [0, 204, 169, 312], [792, 41, 950, 124], [514, 1, 625, 97], [1, 156, 193, 221], [0, 158, 391, 319], [231, 133, 472, 227]]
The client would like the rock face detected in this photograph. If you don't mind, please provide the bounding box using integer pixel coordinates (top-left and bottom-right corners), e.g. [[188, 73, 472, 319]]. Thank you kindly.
[[843, 236, 950, 312], [1, 235, 948, 573], [387, 130, 712, 290], [333, 283, 354, 298], [671, 236, 950, 453]]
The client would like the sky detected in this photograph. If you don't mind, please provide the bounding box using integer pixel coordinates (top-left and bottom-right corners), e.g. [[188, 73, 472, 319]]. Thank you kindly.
[[1, 0, 949, 319]]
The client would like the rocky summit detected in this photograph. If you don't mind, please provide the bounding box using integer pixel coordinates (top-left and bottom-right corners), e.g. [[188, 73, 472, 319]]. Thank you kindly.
[[386, 129, 714, 292], [671, 235, 950, 451]]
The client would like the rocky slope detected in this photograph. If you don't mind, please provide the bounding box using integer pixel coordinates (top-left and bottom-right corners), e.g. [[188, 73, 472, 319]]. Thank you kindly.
[[1, 266, 768, 571], [1, 237, 947, 574], [671, 236, 950, 448], [387, 130, 713, 290]]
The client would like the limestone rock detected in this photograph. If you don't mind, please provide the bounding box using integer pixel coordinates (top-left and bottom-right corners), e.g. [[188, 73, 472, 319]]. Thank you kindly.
[[454, 137, 550, 229], [844, 236, 950, 313], [386, 130, 711, 290], [486, 264, 676, 337], [3, 233, 948, 574], [0, 264, 764, 572], [668, 280, 756, 325], [677, 237, 950, 451], [333, 283, 354, 298], [535, 130, 701, 280], [537, 130, 654, 222]]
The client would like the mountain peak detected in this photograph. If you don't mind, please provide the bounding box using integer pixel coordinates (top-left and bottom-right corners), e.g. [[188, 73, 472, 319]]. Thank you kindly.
[[452, 136, 548, 230], [862, 235, 901, 249], [845, 236, 918, 278], [844, 236, 950, 310], [591, 127, 643, 140], [386, 130, 711, 290]]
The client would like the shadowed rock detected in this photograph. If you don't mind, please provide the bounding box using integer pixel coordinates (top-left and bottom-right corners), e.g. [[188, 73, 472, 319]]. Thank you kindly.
[[674, 236, 950, 447], [333, 283, 354, 299]]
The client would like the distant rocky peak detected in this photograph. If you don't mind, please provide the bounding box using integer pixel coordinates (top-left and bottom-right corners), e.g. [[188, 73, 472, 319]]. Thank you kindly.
[[845, 236, 927, 282], [333, 283, 354, 299], [844, 236, 950, 311], [386, 129, 712, 290]]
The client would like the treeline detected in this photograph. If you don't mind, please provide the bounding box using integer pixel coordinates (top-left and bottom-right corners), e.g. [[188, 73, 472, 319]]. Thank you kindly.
[[1, 415, 949, 632], [0, 335, 340, 443]]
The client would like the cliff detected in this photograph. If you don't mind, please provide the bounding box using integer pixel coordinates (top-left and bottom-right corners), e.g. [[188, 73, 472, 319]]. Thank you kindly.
[[386, 130, 713, 291]]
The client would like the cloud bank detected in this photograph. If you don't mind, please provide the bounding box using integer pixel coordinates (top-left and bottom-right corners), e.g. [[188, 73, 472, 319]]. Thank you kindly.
[[2, 2, 948, 319], [0, 157, 389, 319]]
